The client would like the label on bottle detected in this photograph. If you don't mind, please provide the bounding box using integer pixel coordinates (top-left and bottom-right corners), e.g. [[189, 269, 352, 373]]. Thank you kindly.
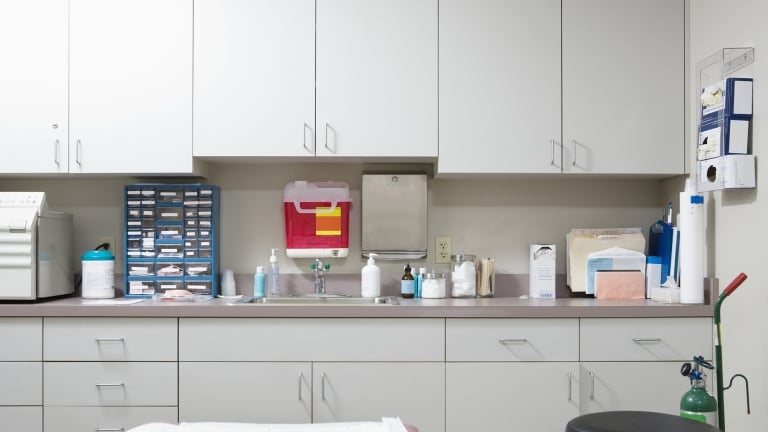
[[401, 279, 415, 295]]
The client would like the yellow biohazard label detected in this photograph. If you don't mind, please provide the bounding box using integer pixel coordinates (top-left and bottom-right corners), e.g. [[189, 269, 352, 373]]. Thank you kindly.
[[315, 206, 341, 236]]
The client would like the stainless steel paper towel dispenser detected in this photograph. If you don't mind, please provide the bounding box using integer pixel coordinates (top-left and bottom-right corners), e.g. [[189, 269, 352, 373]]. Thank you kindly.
[[361, 174, 427, 260]]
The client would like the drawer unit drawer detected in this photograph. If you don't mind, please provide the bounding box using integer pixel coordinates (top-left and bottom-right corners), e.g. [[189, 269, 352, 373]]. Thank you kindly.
[[446, 318, 579, 361], [44, 318, 177, 361], [44, 406, 178, 432], [180, 318, 445, 361], [0, 362, 42, 405], [0, 407, 42, 432], [580, 318, 712, 361], [44, 362, 177, 406], [0, 318, 42, 361]]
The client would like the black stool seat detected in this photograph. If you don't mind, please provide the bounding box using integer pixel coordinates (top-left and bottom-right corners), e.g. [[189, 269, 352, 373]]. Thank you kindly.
[[566, 411, 720, 432]]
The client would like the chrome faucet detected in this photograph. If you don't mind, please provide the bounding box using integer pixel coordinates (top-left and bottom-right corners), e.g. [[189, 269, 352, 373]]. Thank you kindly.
[[310, 259, 331, 294]]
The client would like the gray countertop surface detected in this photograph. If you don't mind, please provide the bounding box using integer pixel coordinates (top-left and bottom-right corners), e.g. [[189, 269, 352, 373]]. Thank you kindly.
[[0, 296, 714, 318]]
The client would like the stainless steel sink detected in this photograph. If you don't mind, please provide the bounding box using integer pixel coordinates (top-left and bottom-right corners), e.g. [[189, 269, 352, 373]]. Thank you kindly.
[[231, 296, 399, 305]]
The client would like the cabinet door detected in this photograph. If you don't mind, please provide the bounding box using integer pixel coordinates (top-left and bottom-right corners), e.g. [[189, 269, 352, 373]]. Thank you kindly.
[[580, 362, 698, 415], [193, 0, 315, 157], [447, 362, 579, 432], [179, 362, 312, 423], [562, 0, 684, 174], [44, 407, 177, 432], [316, 0, 437, 157], [0, 0, 68, 173], [69, 0, 193, 174], [313, 362, 445, 432], [438, 0, 561, 174], [0, 407, 42, 432]]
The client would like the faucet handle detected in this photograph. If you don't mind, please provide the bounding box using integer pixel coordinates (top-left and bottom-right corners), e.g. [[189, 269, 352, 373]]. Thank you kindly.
[[310, 260, 331, 271]]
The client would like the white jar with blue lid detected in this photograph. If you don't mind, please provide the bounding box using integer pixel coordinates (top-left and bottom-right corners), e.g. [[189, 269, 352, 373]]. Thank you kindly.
[[81, 245, 115, 299]]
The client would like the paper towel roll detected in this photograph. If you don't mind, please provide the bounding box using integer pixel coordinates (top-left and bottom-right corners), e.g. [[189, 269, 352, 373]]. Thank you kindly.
[[679, 193, 704, 304]]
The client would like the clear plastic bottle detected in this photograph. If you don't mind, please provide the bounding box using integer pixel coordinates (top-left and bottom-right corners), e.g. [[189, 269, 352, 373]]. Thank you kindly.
[[267, 248, 280, 297], [361, 254, 381, 298]]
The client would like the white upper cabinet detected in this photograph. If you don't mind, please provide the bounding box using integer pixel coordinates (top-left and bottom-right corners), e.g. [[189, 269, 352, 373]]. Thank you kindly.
[[0, 0, 68, 173], [69, 0, 194, 174], [438, 0, 562, 174], [315, 0, 438, 157], [193, 0, 315, 157], [562, 0, 684, 174]]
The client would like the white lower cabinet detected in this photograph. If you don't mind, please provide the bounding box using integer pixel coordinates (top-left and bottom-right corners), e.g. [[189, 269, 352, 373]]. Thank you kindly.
[[447, 362, 579, 432], [579, 362, 695, 415], [179, 362, 312, 423], [313, 362, 445, 432], [0, 407, 42, 432], [0, 318, 42, 432], [44, 407, 178, 432], [178, 318, 445, 432]]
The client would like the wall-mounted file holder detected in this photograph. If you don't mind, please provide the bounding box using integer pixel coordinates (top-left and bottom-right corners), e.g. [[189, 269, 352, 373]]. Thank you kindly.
[[696, 48, 756, 192]]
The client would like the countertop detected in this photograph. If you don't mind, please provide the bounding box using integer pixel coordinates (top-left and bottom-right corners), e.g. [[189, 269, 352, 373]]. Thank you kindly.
[[0, 296, 714, 318]]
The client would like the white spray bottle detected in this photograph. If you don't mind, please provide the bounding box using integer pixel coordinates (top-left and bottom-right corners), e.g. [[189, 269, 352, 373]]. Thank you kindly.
[[267, 248, 280, 297], [361, 253, 381, 298]]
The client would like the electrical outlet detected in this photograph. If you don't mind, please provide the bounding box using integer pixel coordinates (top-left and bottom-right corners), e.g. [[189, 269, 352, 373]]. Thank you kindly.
[[435, 236, 452, 264], [97, 237, 115, 252]]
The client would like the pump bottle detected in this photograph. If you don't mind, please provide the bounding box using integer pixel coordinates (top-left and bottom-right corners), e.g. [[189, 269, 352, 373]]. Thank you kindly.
[[267, 248, 280, 297], [361, 254, 381, 298]]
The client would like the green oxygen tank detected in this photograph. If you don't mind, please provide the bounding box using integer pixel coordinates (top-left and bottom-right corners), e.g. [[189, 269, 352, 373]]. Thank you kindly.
[[680, 358, 717, 426]]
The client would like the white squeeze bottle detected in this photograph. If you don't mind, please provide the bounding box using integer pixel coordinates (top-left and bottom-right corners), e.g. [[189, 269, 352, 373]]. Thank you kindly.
[[267, 248, 281, 297], [361, 253, 381, 298]]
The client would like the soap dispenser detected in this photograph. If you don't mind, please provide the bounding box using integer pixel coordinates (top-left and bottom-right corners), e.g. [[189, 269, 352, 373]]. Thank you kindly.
[[361, 253, 381, 298], [267, 248, 280, 297]]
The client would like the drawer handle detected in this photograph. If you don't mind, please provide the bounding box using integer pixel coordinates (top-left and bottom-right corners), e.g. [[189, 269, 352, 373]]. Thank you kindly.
[[95, 383, 125, 388], [95, 429, 125, 432], [298, 372, 303, 401], [498, 338, 528, 344], [321, 372, 327, 401], [95, 337, 125, 343], [589, 371, 595, 400], [632, 337, 662, 343], [567, 372, 572, 401]]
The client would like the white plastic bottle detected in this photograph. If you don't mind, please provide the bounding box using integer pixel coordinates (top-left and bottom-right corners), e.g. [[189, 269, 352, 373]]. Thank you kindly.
[[267, 248, 280, 297], [361, 253, 381, 298]]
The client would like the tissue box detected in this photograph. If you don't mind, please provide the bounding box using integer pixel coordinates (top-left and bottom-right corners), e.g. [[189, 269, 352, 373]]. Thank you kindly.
[[698, 154, 756, 192], [530, 244, 556, 298]]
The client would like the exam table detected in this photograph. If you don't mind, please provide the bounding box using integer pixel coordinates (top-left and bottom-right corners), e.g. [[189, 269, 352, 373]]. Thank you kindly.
[[127, 417, 417, 432]]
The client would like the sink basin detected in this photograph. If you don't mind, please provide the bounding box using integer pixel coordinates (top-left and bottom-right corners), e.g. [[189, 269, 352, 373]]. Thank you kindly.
[[231, 296, 399, 305]]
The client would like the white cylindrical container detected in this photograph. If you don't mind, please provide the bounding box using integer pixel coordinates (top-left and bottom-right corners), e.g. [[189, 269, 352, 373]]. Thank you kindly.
[[451, 253, 476, 297], [81, 248, 115, 299], [679, 194, 705, 304], [421, 272, 446, 299]]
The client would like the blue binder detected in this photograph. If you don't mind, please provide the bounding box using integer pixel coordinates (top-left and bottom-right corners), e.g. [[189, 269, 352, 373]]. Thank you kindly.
[[647, 220, 675, 285]]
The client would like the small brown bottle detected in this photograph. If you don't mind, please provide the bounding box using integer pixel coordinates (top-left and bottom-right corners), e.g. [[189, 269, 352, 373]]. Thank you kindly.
[[401, 264, 415, 298]]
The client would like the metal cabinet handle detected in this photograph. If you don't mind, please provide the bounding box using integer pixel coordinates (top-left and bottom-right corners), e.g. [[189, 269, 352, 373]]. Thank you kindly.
[[550, 139, 559, 166], [95, 338, 125, 343], [321, 372, 327, 401], [303, 123, 315, 154], [95, 428, 125, 432], [498, 338, 527, 344], [298, 373, 303, 401], [76, 139, 82, 165], [589, 371, 595, 400], [571, 140, 578, 166], [567, 372, 572, 401], [95, 383, 125, 388], [632, 337, 662, 343], [54, 140, 60, 165], [324, 123, 337, 153]]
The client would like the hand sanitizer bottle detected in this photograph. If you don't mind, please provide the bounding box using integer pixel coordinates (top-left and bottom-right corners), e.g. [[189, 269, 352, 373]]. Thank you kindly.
[[361, 254, 381, 298], [254, 266, 266, 298], [267, 248, 280, 297]]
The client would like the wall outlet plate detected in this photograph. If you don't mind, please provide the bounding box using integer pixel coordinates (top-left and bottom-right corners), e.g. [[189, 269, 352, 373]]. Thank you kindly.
[[435, 236, 452, 264]]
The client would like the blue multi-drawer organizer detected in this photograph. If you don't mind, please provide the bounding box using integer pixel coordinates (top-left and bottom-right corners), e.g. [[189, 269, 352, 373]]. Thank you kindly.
[[123, 183, 220, 298]]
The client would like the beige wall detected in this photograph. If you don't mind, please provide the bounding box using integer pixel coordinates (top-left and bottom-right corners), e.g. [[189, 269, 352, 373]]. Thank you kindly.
[[689, 0, 766, 430], [0, 164, 664, 281]]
